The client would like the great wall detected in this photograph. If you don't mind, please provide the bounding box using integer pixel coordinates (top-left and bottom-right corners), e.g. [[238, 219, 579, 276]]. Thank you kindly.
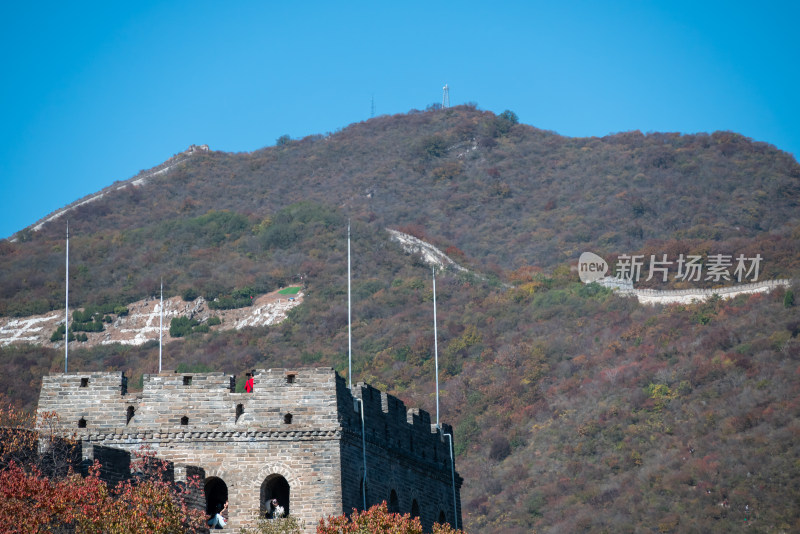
[[596, 277, 792, 305], [36, 368, 463, 532], [14, 145, 209, 239]]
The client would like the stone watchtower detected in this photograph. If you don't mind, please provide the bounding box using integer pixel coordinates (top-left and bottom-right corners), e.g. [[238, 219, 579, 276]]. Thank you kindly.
[[36, 368, 462, 532]]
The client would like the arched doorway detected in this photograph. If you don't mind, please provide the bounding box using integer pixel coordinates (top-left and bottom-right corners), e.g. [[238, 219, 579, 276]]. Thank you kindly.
[[260, 474, 290, 517], [204, 477, 229, 517], [411, 499, 420, 519], [388, 489, 399, 514]]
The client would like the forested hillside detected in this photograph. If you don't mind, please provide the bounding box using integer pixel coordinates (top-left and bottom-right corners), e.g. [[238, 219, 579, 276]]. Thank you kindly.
[[2, 106, 800, 532]]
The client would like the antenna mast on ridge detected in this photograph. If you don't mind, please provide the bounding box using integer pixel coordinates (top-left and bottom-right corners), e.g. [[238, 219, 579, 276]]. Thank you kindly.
[[442, 84, 450, 109]]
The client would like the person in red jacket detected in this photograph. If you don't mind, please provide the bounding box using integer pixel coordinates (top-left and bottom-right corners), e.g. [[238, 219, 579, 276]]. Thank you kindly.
[[245, 372, 254, 393]]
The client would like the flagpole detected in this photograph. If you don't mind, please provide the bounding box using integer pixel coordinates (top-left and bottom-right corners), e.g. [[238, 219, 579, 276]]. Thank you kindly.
[[433, 265, 458, 529], [349, 221, 366, 509], [65, 222, 69, 373], [159, 278, 163, 373], [348, 220, 352, 389], [433, 266, 439, 428]]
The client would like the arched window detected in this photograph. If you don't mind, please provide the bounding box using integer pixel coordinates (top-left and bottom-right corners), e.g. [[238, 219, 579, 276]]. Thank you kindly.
[[78, 417, 87, 428], [439, 510, 447, 524], [235, 404, 244, 422], [411, 499, 420, 519], [180, 416, 189, 426], [283, 413, 293, 425], [388, 490, 399, 514], [261, 474, 290, 517], [204, 476, 229, 517], [126, 406, 135, 425]]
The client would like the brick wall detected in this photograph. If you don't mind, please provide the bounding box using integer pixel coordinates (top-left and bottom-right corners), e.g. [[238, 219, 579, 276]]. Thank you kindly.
[[340, 380, 463, 530], [36, 368, 461, 532]]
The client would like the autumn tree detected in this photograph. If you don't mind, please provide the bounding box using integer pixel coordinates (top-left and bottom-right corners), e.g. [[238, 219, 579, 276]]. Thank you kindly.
[[0, 402, 206, 533], [317, 502, 466, 534], [75, 451, 207, 533]]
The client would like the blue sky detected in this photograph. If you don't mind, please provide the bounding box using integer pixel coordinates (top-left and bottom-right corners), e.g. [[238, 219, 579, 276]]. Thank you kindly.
[[1, 1, 798, 239]]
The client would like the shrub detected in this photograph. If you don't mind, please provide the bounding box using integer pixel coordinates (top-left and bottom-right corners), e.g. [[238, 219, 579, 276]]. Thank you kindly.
[[489, 436, 511, 461], [238, 515, 305, 534], [182, 288, 199, 302], [169, 317, 199, 337], [432, 162, 462, 181], [208, 295, 253, 310], [71, 320, 104, 333], [317, 502, 465, 533], [419, 135, 447, 159], [194, 324, 209, 334], [50, 324, 65, 342]]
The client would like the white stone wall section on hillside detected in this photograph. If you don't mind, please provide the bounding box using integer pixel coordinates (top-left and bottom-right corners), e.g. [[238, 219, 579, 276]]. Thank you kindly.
[[624, 279, 791, 305], [387, 229, 467, 272]]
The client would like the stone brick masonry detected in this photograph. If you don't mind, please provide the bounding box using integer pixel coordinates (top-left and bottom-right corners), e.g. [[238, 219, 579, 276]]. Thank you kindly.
[[36, 368, 462, 532]]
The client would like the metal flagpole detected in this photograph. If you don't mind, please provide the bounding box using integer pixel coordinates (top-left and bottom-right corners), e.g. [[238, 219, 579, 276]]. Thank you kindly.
[[433, 266, 458, 529], [65, 222, 69, 373], [347, 221, 366, 508], [159, 279, 163, 373], [433, 266, 439, 428], [348, 221, 352, 389]]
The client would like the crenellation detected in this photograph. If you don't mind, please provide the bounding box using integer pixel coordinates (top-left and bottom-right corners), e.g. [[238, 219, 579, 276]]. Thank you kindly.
[[37, 367, 461, 532]]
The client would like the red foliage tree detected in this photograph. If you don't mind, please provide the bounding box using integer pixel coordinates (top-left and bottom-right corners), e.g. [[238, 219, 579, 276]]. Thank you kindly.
[[317, 502, 465, 534], [0, 403, 206, 533]]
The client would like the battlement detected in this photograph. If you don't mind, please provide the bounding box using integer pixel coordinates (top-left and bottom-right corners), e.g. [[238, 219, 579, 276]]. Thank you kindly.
[[38, 369, 453, 464], [36, 368, 462, 532], [342, 380, 454, 471]]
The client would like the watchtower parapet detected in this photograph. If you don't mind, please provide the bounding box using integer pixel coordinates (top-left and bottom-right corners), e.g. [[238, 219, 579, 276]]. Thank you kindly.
[[36, 368, 462, 532], [343, 380, 454, 471], [38, 372, 129, 430]]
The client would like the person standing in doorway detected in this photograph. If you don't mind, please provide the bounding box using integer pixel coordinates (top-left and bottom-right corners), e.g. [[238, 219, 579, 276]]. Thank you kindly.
[[266, 498, 284, 519]]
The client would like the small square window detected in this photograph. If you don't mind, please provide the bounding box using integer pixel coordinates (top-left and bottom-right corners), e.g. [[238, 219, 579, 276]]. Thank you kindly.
[[286, 374, 295, 384], [80, 378, 89, 387], [78, 418, 87, 428], [283, 413, 293, 424], [183, 376, 192, 386], [180, 416, 189, 426]]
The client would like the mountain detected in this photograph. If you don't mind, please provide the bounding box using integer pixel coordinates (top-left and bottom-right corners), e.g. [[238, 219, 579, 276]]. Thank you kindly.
[[1, 106, 800, 532]]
